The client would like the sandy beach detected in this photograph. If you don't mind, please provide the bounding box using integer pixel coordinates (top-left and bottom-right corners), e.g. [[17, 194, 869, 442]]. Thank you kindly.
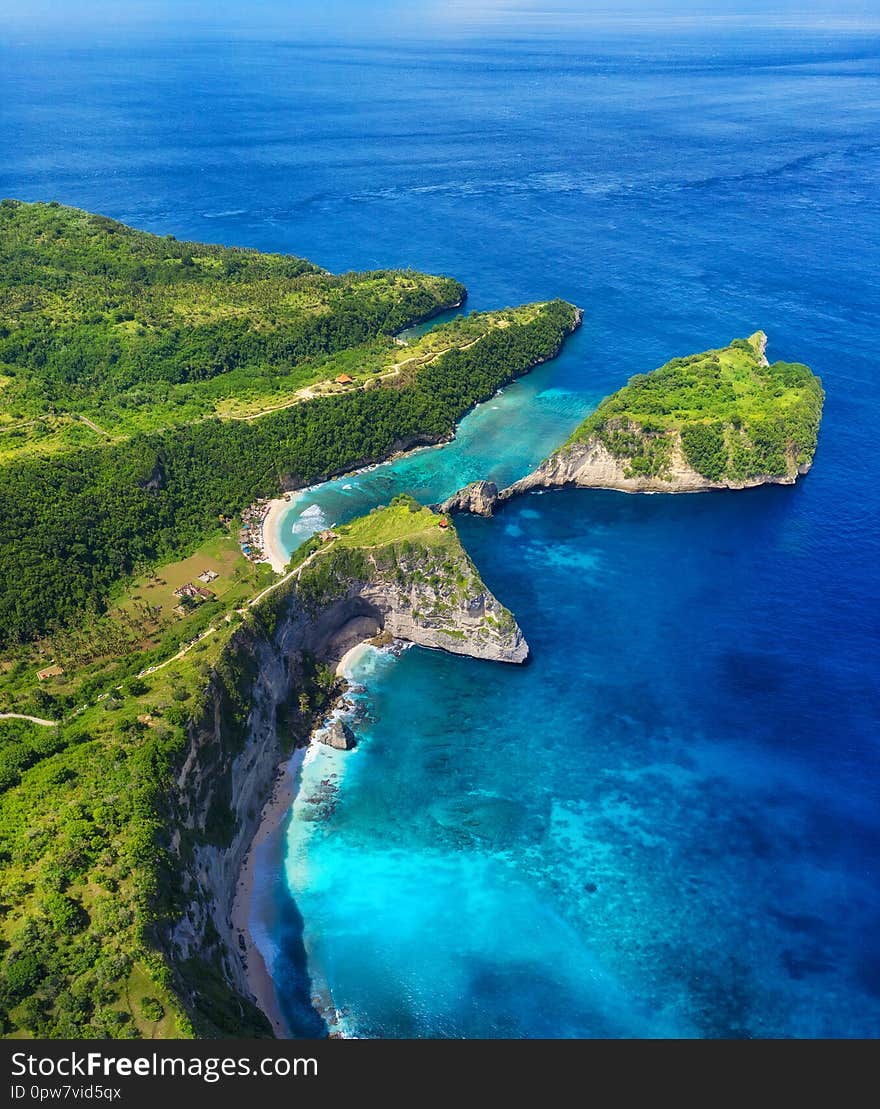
[[230, 751, 304, 1038], [228, 643, 371, 1038], [258, 435, 455, 576], [335, 640, 372, 678], [260, 496, 292, 574]]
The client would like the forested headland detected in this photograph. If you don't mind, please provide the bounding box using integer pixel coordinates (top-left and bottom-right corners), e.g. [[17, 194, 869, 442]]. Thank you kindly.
[[0, 201, 580, 646], [0, 199, 464, 455], [0, 205, 582, 1039], [0, 498, 522, 1039]]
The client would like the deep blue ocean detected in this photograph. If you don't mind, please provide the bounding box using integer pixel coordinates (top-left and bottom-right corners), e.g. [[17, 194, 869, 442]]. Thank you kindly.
[[3, 28, 879, 1037]]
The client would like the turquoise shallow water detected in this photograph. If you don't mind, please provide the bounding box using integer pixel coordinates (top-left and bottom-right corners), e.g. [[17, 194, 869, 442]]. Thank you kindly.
[[258, 33, 880, 1035], [273, 485, 880, 1038], [5, 27, 879, 1038], [275, 332, 594, 551]]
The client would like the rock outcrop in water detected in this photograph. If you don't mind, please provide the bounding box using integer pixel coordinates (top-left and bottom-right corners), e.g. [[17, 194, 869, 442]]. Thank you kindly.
[[320, 719, 357, 750], [162, 499, 527, 1034], [440, 480, 501, 517]]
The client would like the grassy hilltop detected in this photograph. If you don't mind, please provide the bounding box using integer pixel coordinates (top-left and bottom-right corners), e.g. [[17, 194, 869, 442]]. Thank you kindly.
[[566, 332, 824, 484]]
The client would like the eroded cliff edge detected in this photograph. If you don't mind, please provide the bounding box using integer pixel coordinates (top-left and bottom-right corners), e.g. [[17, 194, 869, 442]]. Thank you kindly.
[[160, 499, 526, 1034], [442, 332, 825, 516]]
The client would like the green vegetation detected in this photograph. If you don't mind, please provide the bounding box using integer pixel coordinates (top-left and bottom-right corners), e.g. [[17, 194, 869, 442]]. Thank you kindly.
[[0, 202, 578, 1039], [0, 199, 464, 459], [567, 332, 824, 483], [0, 498, 504, 1039], [0, 590, 276, 1038], [0, 532, 272, 728], [0, 202, 577, 649], [0, 519, 337, 1039], [335, 494, 456, 550], [0, 287, 577, 646], [0, 701, 194, 1037]]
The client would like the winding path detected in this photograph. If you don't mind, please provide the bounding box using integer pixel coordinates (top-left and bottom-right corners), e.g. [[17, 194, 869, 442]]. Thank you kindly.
[[135, 544, 328, 680], [0, 712, 58, 727], [76, 413, 112, 438], [4, 547, 332, 727]]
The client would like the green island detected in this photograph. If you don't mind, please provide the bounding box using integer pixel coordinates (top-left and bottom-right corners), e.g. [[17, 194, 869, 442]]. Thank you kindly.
[[0, 497, 526, 1038], [564, 331, 824, 485], [0, 202, 575, 1039], [440, 332, 824, 517]]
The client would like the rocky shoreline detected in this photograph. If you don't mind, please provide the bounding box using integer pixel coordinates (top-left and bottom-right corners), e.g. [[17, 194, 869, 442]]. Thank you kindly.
[[440, 442, 812, 519], [501, 435, 812, 497]]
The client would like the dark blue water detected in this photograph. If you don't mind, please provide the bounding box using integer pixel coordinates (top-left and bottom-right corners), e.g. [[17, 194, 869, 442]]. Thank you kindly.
[[4, 30, 879, 1037]]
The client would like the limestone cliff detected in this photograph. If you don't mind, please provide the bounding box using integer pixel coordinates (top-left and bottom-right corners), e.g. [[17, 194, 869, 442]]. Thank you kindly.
[[161, 502, 526, 1034], [500, 433, 813, 497]]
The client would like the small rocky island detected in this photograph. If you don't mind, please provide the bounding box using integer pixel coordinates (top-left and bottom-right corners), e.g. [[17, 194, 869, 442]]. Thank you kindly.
[[443, 332, 824, 515]]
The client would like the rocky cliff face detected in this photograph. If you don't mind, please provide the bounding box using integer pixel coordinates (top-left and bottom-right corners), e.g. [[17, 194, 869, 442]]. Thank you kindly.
[[440, 330, 821, 512], [442, 432, 810, 517], [501, 433, 810, 497], [355, 553, 528, 664], [161, 541, 527, 1033]]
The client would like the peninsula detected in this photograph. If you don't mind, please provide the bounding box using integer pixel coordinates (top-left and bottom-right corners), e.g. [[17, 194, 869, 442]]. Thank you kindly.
[[0, 498, 525, 1038], [442, 332, 824, 515], [0, 200, 581, 647]]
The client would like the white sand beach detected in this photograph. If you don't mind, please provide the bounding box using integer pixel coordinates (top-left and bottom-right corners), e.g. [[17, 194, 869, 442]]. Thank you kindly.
[[261, 496, 292, 574], [230, 752, 304, 1038], [335, 640, 372, 678]]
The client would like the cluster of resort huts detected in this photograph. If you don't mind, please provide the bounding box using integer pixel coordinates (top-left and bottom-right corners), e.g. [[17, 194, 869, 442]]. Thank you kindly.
[[172, 570, 218, 617], [239, 498, 273, 560]]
